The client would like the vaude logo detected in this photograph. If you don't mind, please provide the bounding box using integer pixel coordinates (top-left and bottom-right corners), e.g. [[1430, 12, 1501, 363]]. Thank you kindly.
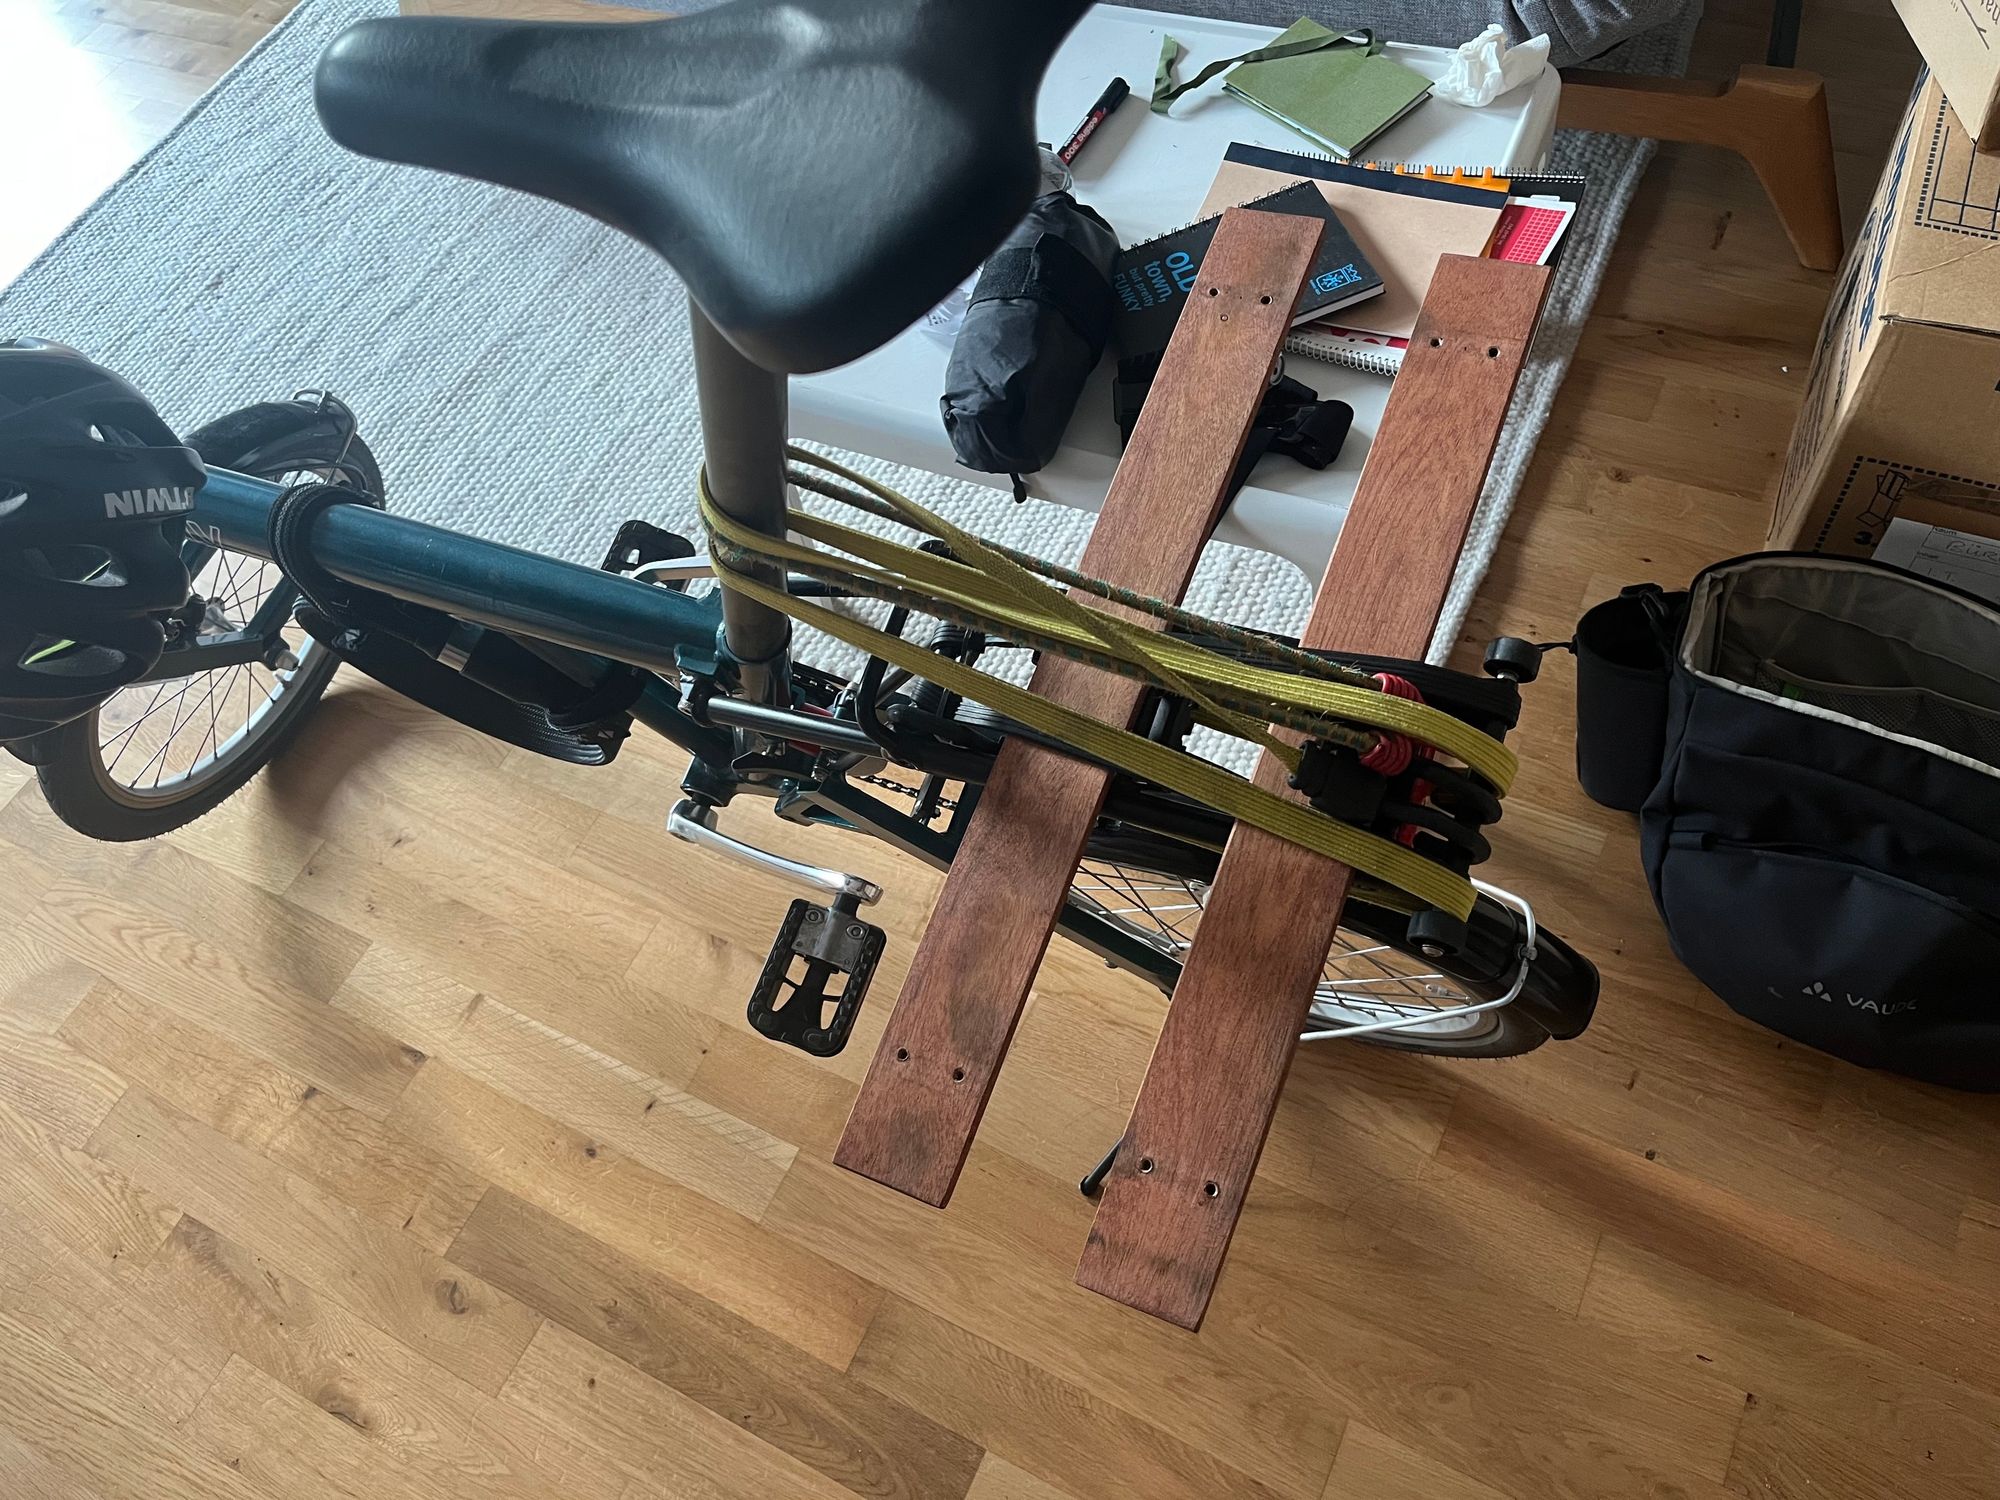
[[103, 486, 196, 519], [1770, 979, 1917, 1017]]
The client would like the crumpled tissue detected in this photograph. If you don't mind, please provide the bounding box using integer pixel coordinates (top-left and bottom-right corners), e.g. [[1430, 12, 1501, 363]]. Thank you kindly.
[[1434, 25, 1551, 108]]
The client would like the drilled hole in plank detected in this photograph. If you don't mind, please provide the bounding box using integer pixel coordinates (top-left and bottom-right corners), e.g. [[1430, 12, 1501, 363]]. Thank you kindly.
[[1138, 1157, 1155, 1174], [895, 1047, 909, 1062], [1203, 1181, 1219, 1199], [951, 1067, 965, 1082]]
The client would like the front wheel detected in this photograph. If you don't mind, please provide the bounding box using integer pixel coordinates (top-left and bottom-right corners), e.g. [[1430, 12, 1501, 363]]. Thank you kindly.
[[34, 401, 381, 841]]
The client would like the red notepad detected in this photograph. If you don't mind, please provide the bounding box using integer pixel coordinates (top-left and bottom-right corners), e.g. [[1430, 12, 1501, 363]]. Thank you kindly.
[[1492, 199, 1575, 264]]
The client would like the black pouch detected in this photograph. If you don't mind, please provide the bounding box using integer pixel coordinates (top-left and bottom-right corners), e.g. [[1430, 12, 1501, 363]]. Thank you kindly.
[[941, 191, 1119, 484], [1575, 552, 2000, 1090], [1571, 584, 1684, 812]]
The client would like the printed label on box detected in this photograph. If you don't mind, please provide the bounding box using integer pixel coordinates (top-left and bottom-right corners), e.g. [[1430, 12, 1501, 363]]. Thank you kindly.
[[1816, 457, 2000, 556], [1874, 519, 2000, 604]]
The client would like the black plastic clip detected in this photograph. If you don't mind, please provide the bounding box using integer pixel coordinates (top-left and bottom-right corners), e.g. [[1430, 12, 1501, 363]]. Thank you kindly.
[[747, 898, 885, 1057], [1137, 688, 1196, 751], [1288, 739, 1387, 825], [601, 520, 697, 585]]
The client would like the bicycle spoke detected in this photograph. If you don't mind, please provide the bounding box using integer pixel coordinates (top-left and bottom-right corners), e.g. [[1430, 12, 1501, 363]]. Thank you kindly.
[[72, 460, 341, 811], [106, 678, 194, 776], [1320, 971, 1447, 988], [133, 665, 231, 787], [98, 678, 175, 760], [1072, 854, 1484, 1037]]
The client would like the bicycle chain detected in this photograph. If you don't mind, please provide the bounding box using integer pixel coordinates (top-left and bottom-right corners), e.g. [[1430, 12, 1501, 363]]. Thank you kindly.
[[856, 770, 959, 813]]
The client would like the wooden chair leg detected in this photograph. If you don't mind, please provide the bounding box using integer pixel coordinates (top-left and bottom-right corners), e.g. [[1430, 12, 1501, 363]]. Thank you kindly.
[[1559, 64, 1844, 271], [1728, 66, 1844, 272]]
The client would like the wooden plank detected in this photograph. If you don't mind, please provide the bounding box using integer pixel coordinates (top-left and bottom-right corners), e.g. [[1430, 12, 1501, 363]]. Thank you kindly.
[[1321, 1425, 1515, 1500], [0, 1209, 230, 1428], [59, 983, 488, 1236], [447, 1187, 984, 1500], [356, 952, 796, 1220], [86, 1087, 543, 1395], [847, 1296, 1292, 1500], [0, 1088, 181, 1285], [966, 1456, 1081, 1500], [379, 1049, 881, 1368], [180, 1356, 469, 1500], [1725, 1398, 1997, 1500], [0, 1423, 112, 1500], [761, 1153, 1343, 1498], [834, 206, 1325, 1207], [1577, 1236, 2000, 1482], [22, 878, 417, 1119], [0, 960, 129, 1146], [0, 798, 370, 1004], [143, 1218, 638, 1500], [1075, 256, 1552, 1329], [0, 1305, 264, 1500], [498, 1323, 858, 1500]]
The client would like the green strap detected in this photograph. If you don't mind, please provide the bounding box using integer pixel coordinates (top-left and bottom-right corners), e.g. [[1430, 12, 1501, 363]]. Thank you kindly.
[[1152, 35, 1185, 114], [1151, 27, 1381, 112]]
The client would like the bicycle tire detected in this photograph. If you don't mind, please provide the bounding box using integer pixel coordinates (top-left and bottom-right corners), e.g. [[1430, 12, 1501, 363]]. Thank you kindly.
[[35, 402, 382, 841], [1073, 827, 1597, 1060]]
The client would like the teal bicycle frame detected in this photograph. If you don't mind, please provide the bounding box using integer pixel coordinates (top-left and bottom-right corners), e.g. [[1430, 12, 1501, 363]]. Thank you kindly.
[[186, 306, 805, 770], [177, 360, 1195, 987], [191, 458, 747, 765]]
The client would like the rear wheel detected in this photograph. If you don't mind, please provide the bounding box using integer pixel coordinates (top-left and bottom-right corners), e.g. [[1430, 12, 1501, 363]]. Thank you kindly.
[[846, 696, 1593, 1059], [35, 402, 381, 841], [837, 771, 1594, 1060], [1069, 845, 1594, 1060]]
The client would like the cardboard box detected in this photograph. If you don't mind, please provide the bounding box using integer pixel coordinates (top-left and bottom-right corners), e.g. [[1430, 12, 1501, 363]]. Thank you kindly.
[[1890, 0, 2000, 150], [1768, 73, 2000, 588]]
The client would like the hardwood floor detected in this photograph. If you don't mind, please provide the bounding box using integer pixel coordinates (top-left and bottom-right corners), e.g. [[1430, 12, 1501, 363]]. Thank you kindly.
[[7, 3, 1996, 1499]]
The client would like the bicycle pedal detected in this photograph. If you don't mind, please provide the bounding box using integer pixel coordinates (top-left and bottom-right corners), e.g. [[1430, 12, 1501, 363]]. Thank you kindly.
[[747, 900, 885, 1057]]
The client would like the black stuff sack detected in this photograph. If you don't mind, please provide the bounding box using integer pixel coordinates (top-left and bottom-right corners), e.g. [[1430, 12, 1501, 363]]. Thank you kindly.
[[941, 191, 1118, 489], [1574, 552, 2000, 1091]]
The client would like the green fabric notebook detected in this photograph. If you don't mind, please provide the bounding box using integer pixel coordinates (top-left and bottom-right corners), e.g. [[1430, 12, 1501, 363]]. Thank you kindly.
[[1223, 19, 1432, 161]]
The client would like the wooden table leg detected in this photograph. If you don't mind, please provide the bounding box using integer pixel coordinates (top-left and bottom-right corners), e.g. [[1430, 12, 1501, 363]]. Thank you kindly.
[[833, 208, 1326, 1207], [1558, 65, 1843, 272], [1075, 255, 1552, 1329]]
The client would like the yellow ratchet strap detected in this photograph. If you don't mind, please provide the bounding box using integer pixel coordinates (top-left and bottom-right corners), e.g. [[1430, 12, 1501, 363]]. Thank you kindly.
[[696, 452, 1516, 920]]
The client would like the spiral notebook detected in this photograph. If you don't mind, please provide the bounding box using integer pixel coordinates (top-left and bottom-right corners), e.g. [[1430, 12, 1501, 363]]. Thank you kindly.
[[1109, 179, 1383, 360], [1198, 143, 1583, 375]]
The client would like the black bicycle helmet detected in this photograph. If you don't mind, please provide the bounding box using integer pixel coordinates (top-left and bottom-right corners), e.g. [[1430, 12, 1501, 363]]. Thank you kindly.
[[0, 339, 204, 742]]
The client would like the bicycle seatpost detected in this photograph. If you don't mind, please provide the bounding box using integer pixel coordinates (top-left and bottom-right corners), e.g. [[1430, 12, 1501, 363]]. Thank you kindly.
[[690, 305, 793, 703]]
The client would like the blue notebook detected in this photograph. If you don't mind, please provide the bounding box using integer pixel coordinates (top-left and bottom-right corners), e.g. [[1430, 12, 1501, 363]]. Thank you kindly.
[[1108, 180, 1383, 357]]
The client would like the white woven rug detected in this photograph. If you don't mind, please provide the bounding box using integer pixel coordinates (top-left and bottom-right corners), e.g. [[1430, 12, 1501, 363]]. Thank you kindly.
[[0, 0, 1689, 763]]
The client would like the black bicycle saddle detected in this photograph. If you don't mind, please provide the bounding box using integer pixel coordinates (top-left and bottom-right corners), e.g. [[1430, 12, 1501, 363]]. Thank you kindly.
[[314, 0, 1090, 374]]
